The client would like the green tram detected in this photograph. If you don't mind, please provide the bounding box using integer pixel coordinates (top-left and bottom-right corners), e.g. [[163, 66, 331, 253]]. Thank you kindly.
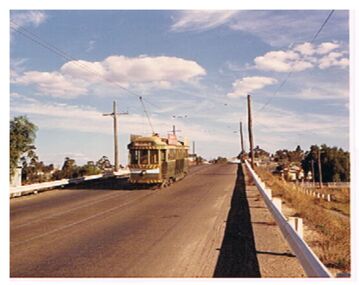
[[127, 133, 189, 186]]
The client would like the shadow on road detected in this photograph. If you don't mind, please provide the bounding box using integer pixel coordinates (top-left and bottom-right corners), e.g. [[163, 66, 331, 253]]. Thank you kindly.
[[213, 164, 261, 277]]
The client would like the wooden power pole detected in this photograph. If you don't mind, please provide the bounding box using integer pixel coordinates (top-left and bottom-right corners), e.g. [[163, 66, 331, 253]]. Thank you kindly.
[[311, 159, 315, 184], [240, 121, 244, 153], [247, 95, 254, 168], [318, 147, 323, 188], [103, 101, 128, 172]]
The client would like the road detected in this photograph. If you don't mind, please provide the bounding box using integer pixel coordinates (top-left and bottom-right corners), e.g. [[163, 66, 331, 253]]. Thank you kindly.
[[10, 163, 304, 277]]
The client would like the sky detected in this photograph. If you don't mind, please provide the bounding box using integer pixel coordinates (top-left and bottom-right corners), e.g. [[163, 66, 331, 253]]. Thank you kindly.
[[9, 10, 350, 167]]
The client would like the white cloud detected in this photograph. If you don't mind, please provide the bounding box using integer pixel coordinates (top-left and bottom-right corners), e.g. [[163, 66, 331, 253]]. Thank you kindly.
[[101, 55, 205, 83], [10, 100, 229, 144], [11, 11, 47, 27], [170, 11, 348, 49], [254, 41, 348, 73], [287, 87, 348, 100], [228, 10, 348, 47], [206, 105, 348, 152], [171, 10, 239, 32], [227, 76, 277, 98], [254, 50, 313, 72], [316, 42, 340, 54], [293, 42, 315, 56], [13, 71, 88, 98], [255, 106, 348, 137], [13, 55, 206, 98], [318, 52, 349, 69]]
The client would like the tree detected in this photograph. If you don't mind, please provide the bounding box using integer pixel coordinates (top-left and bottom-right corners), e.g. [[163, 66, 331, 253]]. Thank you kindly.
[[96, 156, 112, 171], [20, 148, 55, 184], [274, 145, 303, 165], [61, 157, 79, 178], [302, 144, 350, 182], [10, 116, 37, 178], [79, 161, 101, 176]]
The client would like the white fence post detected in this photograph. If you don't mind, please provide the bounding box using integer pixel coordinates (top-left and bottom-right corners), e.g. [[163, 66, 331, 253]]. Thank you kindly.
[[288, 217, 303, 239], [327, 194, 331, 202], [272, 197, 282, 213]]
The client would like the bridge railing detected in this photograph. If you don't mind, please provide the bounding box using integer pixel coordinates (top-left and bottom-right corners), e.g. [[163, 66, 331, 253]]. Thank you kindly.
[[10, 169, 130, 198], [244, 160, 332, 278]]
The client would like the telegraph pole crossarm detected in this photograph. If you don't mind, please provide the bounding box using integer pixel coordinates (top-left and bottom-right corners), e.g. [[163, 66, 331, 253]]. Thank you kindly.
[[168, 125, 182, 136], [103, 101, 128, 172]]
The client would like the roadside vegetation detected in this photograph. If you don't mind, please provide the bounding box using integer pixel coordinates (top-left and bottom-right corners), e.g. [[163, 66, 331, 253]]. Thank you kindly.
[[10, 116, 114, 185], [255, 166, 350, 273]]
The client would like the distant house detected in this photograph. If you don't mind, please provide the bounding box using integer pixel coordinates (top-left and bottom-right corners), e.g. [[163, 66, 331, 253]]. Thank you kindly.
[[188, 154, 197, 166], [283, 164, 305, 182], [250, 146, 270, 165]]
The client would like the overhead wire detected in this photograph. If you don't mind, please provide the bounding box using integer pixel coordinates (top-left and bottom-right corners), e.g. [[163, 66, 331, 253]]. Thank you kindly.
[[10, 20, 157, 133], [257, 10, 335, 112]]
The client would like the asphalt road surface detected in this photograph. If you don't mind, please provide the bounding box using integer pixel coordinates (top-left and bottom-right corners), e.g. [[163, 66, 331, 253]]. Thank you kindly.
[[10, 163, 304, 277]]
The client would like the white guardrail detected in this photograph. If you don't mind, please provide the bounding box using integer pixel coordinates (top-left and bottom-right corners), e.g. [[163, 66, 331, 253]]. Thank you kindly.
[[10, 169, 130, 198], [244, 160, 332, 278]]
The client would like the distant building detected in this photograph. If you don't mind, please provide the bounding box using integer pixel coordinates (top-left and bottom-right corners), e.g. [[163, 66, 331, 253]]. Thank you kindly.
[[283, 164, 305, 182], [10, 166, 22, 187], [188, 154, 197, 166], [250, 146, 270, 165]]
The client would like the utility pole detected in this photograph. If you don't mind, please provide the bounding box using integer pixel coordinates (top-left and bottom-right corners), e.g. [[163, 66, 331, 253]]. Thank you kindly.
[[247, 94, 254, 168], [103, 101, 128, 172], [240, 121, 244, 154], [192, 141, 196, 155], [311, 159, 315, 185], [168, 125, 181, 136], [318, 147, 323, 189]]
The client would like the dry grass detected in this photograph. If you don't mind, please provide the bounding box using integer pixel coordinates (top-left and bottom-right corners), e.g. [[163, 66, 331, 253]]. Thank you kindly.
[[255, 166, 350, 272], [287, 184, 350, 216]]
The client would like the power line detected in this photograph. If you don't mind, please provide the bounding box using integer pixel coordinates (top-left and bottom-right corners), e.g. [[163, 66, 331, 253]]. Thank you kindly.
[[10, 20, 157, 131], [257, 10, 335, 112], [311, 10, 335, 43]]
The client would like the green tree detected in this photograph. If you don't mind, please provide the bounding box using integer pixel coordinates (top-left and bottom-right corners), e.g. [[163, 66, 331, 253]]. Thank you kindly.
[[96, 156, 112, 171], [10, 116, 37, 178], [302, 144, 350, 182], [79, 161, 101, 176], [61, 157, 80, 178]]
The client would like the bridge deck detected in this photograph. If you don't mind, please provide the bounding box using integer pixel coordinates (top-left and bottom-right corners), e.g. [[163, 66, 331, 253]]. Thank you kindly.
[[10, 163, 304, 277]]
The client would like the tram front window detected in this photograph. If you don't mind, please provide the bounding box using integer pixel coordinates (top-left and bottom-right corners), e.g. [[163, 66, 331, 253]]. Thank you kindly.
[[150, 150, 159, 164], [130, 150, 139, 164], [139, 149, 149, 164]]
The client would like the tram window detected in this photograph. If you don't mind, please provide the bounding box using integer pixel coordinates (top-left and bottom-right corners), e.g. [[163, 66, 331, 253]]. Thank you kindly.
[[160, 150, 166, 161], [139, 149, 149, 164], [168, 149, 175, 160], [150, 150, 159, 164], [130, 150, 139, 164]]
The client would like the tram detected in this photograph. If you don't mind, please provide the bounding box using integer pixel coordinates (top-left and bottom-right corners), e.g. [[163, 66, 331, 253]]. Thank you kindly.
[[127, 133, 189, 187]]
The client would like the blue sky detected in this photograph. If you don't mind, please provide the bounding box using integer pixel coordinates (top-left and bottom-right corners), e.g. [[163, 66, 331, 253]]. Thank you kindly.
[[10, 10, 350, 167]]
